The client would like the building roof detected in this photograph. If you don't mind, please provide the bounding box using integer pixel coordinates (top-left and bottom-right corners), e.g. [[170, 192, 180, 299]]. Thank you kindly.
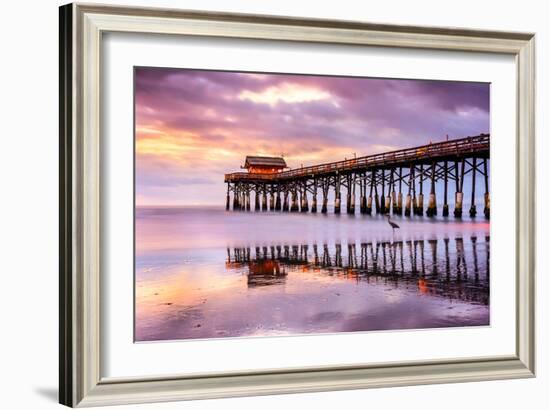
[[244, 156, 287, 168]]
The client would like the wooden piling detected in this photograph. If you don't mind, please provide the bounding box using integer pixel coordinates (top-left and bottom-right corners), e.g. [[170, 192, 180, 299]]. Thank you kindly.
[[405, 165, 412, 217], [349, 174, 356, 214], [282, 189, 289, 212], [427, 162, 437, 217], [380, 169, 386, 214], [262, 187, 268, 211], [301, 182, 309, 212], [417, 164, 424, 216], [483, 158, 490, 219], [226, 183, 230, 211], [290, 188, 298, 212], [397, 167, 403, 214], [269, 190, 275, 211], [367, 170, 374, 215], [454, 159, 465, 217], [360, 173, 367, 214], [443, 161, 449, 217], [469, 157, 477, 217], [321, 181, 328, 213], [391, 169, 398, 215], [334, 174, 341, 214], [311, 179, 318, 213]]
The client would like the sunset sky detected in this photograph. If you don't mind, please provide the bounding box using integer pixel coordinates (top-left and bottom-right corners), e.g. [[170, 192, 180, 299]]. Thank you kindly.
[[135, 67, 489, 206]]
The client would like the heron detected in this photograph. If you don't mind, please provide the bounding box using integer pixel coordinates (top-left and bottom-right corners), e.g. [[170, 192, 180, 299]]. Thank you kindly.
[[386, 214, 400, 234]]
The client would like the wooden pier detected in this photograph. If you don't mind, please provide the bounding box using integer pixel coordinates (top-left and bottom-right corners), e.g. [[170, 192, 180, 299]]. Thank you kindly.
[[224, 134, 490, 218]]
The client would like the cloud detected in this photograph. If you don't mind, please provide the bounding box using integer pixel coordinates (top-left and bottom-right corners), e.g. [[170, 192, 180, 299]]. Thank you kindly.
[[134, 67, 489, 206]]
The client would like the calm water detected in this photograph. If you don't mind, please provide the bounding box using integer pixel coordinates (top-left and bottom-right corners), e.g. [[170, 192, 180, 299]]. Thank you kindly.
[[135, 207, 490, 342]]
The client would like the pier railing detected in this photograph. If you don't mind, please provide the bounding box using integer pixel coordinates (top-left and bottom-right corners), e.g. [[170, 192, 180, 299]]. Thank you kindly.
[[225, 134, 489, 182]]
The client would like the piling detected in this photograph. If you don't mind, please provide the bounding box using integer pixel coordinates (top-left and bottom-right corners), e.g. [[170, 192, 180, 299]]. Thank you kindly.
[[334, 176, 341, 214], [442, 161, 449, 217], [360, 174, 367, 214], [233, 188, 239, 210], [301, 186, 309, 212], [262, 189, 267, 211], [311, 181, 318, 213], [311, 193, 317, 213], [469, 157, 477, 217], [454, 160, 465, 217], [282, 191, 289, 212], [454, 192, 464, 217], [255, 190, 260, 211], [483, 158, 490, 219], [334, 192, 341, 214], [380, 169, 386, 214], [416, 164, 424, 216], [291, 189, 299, 212], [427, 163, 437, 217]]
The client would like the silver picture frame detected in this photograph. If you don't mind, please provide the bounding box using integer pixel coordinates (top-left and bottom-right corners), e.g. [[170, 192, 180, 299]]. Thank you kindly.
[[59, 3, 536, 407]]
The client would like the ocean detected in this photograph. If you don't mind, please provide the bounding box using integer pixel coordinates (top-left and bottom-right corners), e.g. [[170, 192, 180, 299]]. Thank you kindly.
[[135, 206, 490, 341]]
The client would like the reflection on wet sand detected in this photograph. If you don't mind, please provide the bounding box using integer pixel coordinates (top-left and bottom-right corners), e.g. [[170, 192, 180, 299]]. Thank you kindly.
[[226, 237, 489, 305], [135, 224, 490, 341]]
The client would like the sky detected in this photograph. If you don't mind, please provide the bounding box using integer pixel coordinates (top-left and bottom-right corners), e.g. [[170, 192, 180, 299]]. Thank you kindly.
[[135, 67, 489, 206]]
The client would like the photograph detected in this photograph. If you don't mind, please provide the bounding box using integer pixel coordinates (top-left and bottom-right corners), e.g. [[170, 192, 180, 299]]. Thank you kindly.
[[134, 67, 491, 342]]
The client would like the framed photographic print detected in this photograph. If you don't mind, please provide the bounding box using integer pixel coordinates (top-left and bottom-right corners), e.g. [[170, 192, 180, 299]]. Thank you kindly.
[[59, 3, 535, 407]]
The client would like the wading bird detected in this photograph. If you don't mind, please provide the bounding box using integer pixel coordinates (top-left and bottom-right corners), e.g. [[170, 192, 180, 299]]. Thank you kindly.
[[386, 214, 400, 234]]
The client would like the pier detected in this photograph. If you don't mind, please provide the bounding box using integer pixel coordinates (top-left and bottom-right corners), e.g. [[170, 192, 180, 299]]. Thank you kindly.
[[224, 134, 490, 218]]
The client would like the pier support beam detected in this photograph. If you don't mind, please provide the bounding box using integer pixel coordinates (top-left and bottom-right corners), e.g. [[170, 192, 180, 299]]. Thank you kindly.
[[282, 190, 289, 212], [291, 189, 299, 212], [367, 170, 374, 215], [405, 165, 413, 217], [373, 170, 380, 214], [301, 184, 309, 212], [321, 184, 328, 214], [246, 191, 251, 211], [427, 162, 437, 217], [396, 168, 403, 215], [226, 183, 230, 211], [262, 188, 267, 212], [454, 160, 465, 217], [442, 161, 449, 217], [380, 169, 386, 214], [416, 164, 424, 216], [254, 189, 260, 211], [360, 175, 367, 214], [391, 170, 398, 215], [469, 157, 477, 217], [269, 190, 275, 211], [348, 175, 356, 214], [483, 158, 490, 219], [334, 175, 341, 214], [233, 186, 239, 211], [275, 189, 281, 211], [346, 175, 351, 214]]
